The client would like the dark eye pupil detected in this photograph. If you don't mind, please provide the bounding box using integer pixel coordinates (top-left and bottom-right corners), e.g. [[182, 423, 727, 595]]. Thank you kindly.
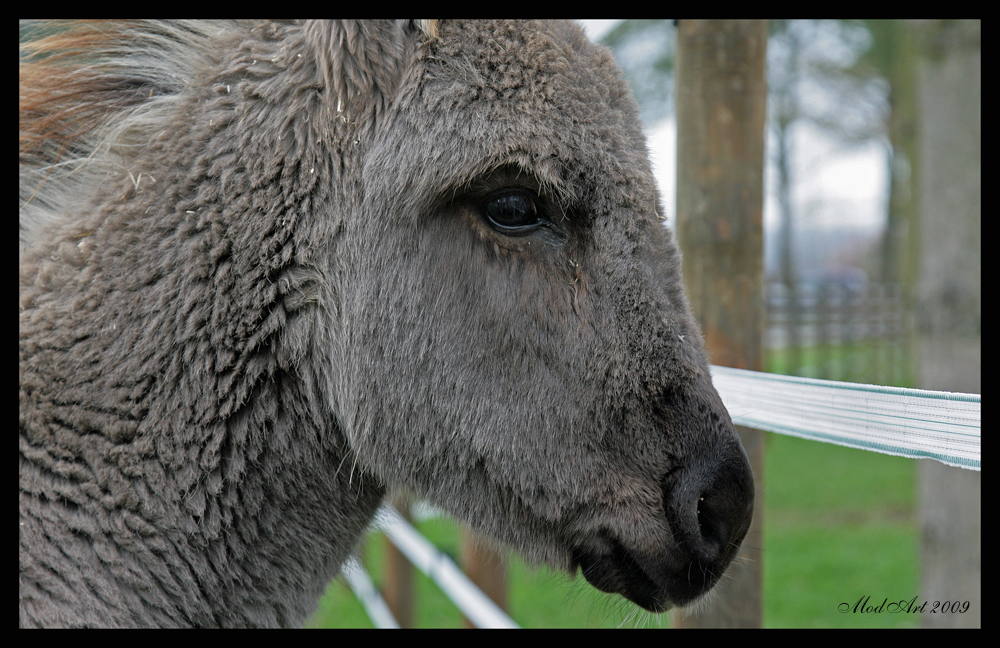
[[485, 190, 539, 229]]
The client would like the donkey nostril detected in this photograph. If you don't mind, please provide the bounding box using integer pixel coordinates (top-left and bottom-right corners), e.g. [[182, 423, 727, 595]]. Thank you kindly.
[[664, 457, 753, 567], [695, 492, 727, 552]]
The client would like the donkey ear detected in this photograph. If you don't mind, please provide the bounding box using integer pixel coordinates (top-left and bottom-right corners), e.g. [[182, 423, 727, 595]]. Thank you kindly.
[[304, 20, 438, 122]]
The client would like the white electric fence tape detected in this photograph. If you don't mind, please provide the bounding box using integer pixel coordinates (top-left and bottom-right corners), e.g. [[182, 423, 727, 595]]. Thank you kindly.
[[367, 505, 519, 629], [341, 557, 401, 628], [710, 366, 981, 471]]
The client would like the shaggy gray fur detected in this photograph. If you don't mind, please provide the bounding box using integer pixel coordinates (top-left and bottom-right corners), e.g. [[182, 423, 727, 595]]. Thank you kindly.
[[19, 20, 754, 628]]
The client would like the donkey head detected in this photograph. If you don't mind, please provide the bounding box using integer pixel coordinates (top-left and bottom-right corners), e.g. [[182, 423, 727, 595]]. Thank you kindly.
[[19, 20, 753, 619], [325, 20, 754, 611]]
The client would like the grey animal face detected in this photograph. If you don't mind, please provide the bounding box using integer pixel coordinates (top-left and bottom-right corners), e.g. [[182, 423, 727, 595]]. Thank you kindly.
[[330, 20, 754, 611]]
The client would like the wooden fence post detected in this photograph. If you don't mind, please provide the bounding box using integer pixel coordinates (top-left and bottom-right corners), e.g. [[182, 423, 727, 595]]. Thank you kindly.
[[674, 19, 768, 628]]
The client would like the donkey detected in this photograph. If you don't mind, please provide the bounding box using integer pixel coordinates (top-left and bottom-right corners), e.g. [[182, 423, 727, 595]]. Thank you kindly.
[[19, 20, 754, 628]]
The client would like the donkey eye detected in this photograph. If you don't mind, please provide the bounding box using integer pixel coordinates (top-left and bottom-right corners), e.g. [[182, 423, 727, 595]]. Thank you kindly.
[[482, 188, 543, 235]]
